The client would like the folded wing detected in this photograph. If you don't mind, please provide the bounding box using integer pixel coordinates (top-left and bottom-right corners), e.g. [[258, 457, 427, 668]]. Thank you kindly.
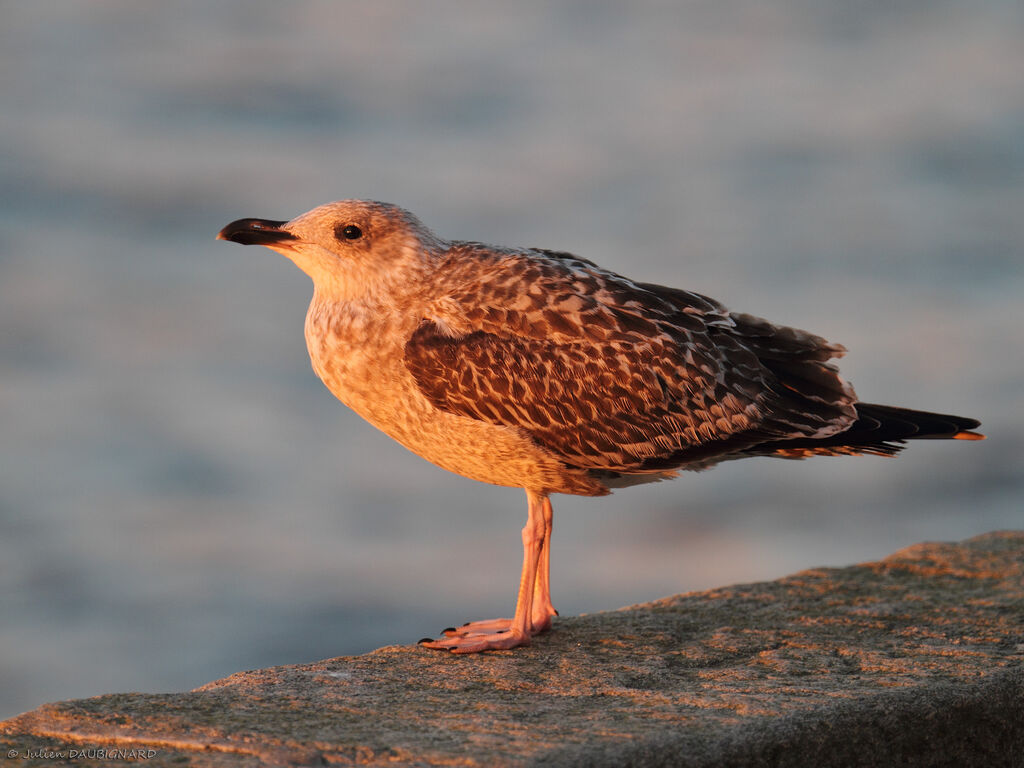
[[404, 246, 861, 474]]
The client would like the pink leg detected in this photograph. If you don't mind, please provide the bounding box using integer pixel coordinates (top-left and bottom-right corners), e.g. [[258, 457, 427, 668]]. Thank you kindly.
[[530, 495, 557, 632], [419, 490, 556, 653], [442, 496, 555, 636]]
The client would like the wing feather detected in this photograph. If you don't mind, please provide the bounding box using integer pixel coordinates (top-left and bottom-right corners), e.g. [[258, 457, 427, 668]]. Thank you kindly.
[[405, 244, 857, 473]]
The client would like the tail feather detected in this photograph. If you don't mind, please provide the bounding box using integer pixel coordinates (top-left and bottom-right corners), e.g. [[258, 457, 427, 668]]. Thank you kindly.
[[856, 403, 983, 440], [749, 403, 984, 459]]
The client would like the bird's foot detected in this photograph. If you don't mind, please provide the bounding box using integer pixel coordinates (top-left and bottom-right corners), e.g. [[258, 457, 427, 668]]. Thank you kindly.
[[418, 614, 552, 653], [419, 625, 530, 653]]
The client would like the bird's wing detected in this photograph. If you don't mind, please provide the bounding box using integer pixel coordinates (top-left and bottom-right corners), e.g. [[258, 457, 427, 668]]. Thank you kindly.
[[404, 245, 855, 472]]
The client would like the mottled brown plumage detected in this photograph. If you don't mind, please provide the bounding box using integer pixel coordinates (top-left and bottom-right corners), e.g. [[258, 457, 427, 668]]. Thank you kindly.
[[218, 199, 983, 653]]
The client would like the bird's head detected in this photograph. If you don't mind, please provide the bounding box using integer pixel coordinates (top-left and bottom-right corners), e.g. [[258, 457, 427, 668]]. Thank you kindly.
[[217, 199, 445, 300]]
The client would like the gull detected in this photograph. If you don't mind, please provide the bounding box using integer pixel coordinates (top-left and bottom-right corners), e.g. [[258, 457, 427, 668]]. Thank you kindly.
[[217, 200, 984, 653]]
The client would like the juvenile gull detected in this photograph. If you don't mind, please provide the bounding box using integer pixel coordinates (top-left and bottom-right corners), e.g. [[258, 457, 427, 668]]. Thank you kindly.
[[217, 200, 984, 653]]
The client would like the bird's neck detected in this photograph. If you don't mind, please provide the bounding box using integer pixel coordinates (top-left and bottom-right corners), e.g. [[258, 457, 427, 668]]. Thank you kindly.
[[305, 289, 415, 348]]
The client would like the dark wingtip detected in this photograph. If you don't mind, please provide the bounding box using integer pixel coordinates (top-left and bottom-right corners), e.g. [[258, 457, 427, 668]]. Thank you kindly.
[[217, 218, 297, 245]]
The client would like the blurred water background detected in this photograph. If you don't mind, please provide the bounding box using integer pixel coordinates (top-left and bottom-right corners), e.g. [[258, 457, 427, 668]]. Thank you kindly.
[[1, 1, 1022, 719]]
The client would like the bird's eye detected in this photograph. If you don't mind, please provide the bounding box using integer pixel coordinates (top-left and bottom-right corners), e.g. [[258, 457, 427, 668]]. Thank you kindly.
[[336, 224, 363, 241]]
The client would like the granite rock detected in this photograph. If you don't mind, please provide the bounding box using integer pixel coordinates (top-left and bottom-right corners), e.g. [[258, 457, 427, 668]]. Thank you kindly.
[[3, 531, 1022, 767]]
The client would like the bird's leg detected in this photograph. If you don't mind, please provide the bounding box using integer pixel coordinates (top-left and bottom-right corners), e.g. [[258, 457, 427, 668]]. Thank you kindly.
[[530, 495, 557, 633], [419, 490, 551, 653], [447, 493, 557, 636]]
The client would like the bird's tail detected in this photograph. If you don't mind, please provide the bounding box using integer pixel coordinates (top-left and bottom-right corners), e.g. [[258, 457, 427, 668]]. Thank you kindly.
[[756, 403, 984, 459]]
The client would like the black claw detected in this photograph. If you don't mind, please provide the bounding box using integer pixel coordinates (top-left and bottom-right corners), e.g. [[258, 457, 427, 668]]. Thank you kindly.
[[461, 621, 471, 627], [442, 627, 457, 634], [417, 637, 436, 644], [554, 610, 560, 616]]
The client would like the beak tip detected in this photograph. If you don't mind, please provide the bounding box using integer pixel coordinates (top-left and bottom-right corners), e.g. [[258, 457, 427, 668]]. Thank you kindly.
[[216, 218, 296, 246]]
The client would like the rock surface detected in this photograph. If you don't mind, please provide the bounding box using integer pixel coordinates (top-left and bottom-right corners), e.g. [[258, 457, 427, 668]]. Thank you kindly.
[[3, 531, 1022, 767]]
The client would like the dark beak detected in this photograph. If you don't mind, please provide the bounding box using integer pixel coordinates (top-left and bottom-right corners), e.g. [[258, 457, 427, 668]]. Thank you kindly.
[[216, 218, 298, 246]]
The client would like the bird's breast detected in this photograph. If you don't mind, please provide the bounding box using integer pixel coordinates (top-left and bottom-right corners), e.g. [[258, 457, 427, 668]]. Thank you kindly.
[[303, 299, 412, 417], [301, 298, 602, 495]]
